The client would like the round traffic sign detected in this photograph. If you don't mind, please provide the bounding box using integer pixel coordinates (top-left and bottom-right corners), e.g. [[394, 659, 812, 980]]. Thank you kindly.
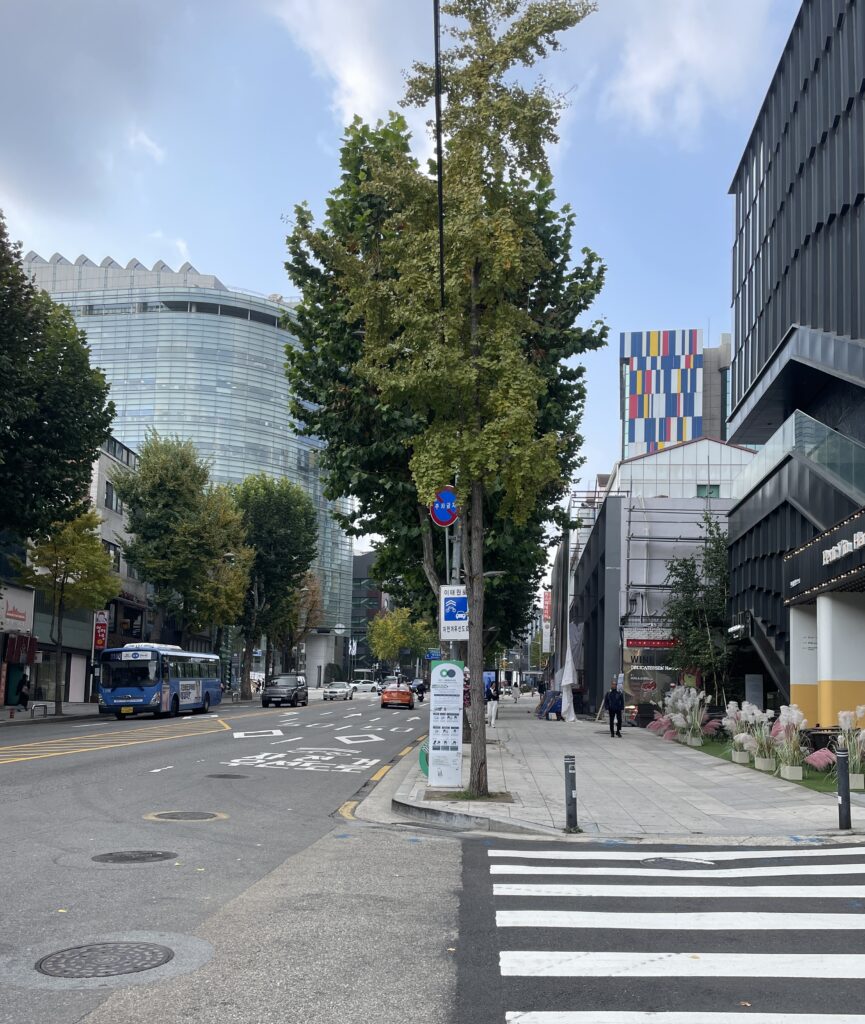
[[430, 487, 459, 528]]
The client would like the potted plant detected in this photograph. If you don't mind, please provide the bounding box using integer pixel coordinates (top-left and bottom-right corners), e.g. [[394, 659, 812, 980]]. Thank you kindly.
[[774, 704, 807, 781], [752, 715, 777, 771], [836, 708, 865, 789], [723, 702, 752, 764]]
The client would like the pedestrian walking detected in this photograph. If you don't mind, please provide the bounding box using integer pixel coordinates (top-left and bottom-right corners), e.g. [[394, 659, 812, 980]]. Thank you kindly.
[[602, 678, 624, 737], [487, 678, 499, 728], [17, 673, 30, 712]]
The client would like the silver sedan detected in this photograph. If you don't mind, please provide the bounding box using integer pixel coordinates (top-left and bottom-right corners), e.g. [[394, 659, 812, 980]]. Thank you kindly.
[[322, 681, 354, 701]]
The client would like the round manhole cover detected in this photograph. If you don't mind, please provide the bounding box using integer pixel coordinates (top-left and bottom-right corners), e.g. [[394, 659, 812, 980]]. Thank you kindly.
[[206, 774, 248, 779], [92, 851, 178, 864], [36, 942, 174, 979], [641, 856, 716, 870], [154, 811, 218, 821]]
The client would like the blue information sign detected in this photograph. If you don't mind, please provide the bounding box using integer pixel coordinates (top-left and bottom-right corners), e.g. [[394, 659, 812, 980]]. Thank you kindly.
[[430, 487, 459, 528], [424, 649, 443, 661]]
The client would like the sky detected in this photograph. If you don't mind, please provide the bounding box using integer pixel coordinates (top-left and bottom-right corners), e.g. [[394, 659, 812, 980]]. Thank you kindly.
[[0, 0, 801, 494]]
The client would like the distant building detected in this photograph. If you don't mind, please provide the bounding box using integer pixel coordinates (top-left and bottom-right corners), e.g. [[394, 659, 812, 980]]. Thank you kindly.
[[620, 330, 731, 459], [351, 552, 392, 675], [22, 252, 353, 684], [564, 437, 755, 712]]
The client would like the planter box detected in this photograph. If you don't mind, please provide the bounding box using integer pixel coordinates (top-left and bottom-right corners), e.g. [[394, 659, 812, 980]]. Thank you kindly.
[[780, 764, 803, 781], [731, 750, 751, 765], [755, 756, 776, 772], [850, 773, 865, 791], [687, 736, 703, 747]]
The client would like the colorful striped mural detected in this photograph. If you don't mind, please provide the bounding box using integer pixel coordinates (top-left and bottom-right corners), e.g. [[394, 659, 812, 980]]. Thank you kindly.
[[620, 329, 704, 458]]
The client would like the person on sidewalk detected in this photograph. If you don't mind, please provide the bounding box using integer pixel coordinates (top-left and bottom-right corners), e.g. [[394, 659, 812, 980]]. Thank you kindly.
[[17, 673, 30, 712], [487, 678, 499, 728], [602, 679, 624, 737]]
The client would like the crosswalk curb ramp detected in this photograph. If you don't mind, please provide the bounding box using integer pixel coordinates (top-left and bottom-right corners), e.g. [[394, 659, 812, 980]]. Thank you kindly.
[[484, 841, 865, 1022]]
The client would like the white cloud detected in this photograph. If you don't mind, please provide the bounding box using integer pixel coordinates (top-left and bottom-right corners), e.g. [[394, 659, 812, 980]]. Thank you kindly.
[[174, 237, 190, 262], [265, 0, 433, 150], [593, 0, 790, 141], [128, 128, 166, 164]]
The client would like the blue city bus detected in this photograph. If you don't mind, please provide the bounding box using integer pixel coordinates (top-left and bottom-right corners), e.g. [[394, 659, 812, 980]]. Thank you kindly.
[[98, 643, 222, 719]]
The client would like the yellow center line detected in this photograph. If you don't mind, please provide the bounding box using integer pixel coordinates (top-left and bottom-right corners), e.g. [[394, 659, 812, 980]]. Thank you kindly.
[[0, 719, 231, 765]]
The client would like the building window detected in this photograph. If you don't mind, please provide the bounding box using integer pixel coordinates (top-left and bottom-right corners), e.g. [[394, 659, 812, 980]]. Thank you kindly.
[[104, 480, 123, 513], [102, 540, 121, 573], [696, 484, 720, 498]]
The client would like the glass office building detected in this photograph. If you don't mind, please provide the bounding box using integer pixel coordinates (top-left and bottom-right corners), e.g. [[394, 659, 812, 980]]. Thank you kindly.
[[22, 252, 353, 678]]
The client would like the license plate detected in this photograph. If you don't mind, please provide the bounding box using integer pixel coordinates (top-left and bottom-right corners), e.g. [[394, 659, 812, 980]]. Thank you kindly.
[[120, 706, 133, 714]]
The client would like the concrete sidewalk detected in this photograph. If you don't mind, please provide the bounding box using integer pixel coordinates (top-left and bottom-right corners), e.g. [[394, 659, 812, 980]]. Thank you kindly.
[[392, 698, 853, 839]]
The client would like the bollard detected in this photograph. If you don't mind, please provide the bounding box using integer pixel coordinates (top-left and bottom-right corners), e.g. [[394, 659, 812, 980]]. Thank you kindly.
[[564, 754, 578, 831], [8, 708, 14, 719], [837, 745, 852, 830]]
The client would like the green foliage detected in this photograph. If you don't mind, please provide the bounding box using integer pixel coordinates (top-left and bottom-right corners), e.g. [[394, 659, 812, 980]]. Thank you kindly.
[[0, 212, 114, 539], [662, 513, 732, 697], [16, 508, 120, 714], [16, 508, 119, 629], [367, 607, 437, 664], [285, 0, 604, 794], [234, 474, 318, 696], [113, 433, 251, 642]]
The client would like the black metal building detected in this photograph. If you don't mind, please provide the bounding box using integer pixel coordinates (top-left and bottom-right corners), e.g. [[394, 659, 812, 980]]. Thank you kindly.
[[727, 0, 865, 695]]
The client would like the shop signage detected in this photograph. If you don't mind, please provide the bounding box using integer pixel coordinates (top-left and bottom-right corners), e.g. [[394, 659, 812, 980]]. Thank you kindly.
[[785, 506, 865, 605], [542, 591, 551, 653], [0, 586, 34, 634], [93, 610, 109, 651], [626, 638, 676, 649]]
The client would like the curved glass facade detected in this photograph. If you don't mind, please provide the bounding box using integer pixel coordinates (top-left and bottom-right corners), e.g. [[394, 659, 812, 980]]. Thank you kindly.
[[22, 254, 352, 630]]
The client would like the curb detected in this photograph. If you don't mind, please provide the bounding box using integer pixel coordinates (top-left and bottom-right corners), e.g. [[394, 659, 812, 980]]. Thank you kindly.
[[390, 793, 562, 835]]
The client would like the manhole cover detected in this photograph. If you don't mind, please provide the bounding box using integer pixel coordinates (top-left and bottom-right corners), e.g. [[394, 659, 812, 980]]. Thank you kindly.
[[154, 811, 218, 821], [206, 774, 248, 779], [92, 851, 177, 864], [641, 856, 716, 870], [36, 941, 174, 978]]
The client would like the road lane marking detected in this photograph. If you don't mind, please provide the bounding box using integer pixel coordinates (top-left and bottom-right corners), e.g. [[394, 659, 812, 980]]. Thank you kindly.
[[272, 736, 303, 745], [233, 729, 283, 739], [492, 883, 865, 898], [489, 862, 865, 879], [499, 950, 865, 978], [338, 800, 359, 820], [370, 765, 391, 781], [488, 847, 865, 862], [503, 1014, 865, 1023], [398, 746, 414, 756], [149, 766, 174, 773], [495, 910, 865, 930], [0, 719, 231, 764]]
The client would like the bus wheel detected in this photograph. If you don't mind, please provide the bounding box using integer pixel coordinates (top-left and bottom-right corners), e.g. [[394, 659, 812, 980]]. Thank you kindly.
[[115, 712, 125, 721], [171, 696, 180, 717], [202, 693, 211, 714]]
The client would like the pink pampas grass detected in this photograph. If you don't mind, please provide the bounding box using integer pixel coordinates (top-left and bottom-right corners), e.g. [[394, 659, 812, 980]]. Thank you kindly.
[[804, 747, 837, 771]]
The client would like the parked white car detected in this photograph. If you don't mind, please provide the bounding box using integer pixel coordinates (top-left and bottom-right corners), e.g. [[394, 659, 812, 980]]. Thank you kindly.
[[323, 681, 354, 701]]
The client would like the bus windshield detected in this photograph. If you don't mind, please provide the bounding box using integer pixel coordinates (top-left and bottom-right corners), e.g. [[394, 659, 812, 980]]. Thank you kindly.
[[101, 661, 158, 689]]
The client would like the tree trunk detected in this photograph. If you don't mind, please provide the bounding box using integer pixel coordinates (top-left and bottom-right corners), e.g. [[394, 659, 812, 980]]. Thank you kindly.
[[466, 478, 487, 795], [265, 637, 274, 685], [417, 504, 441, 600]]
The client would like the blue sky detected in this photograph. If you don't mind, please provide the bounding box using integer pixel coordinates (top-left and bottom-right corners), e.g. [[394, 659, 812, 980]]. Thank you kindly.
[[0, 0, 800, 489]]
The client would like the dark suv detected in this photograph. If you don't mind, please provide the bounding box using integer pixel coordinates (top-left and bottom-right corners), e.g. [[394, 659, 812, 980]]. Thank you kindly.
[[262, 674, 308, 708]]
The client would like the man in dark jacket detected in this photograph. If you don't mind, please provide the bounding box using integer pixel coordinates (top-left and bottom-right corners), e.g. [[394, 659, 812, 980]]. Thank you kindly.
[[602, 679, 624, 737]]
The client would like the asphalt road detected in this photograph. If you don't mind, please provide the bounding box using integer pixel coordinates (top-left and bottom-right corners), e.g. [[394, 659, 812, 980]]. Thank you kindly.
[[0, 692, 449, 1024], [458, 838, 865, 1024]]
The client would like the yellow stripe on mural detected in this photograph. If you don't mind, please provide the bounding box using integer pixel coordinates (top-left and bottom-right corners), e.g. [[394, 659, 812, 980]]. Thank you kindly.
[[649, 330, 659, 357]]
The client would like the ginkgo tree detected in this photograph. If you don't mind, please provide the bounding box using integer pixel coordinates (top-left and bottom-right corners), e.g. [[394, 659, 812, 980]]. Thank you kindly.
[[286, 0, 605, 794]]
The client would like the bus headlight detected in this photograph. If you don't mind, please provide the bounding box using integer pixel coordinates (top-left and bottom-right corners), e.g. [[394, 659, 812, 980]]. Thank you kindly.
[[150, 693, 160, 704]]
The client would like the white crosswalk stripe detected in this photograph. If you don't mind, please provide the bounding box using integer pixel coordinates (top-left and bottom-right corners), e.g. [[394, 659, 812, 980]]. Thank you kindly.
[[488, 843, 865, 1022]]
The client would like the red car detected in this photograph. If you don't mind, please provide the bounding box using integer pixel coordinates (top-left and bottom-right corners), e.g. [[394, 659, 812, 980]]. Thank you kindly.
[[381, 681, 415, 710]]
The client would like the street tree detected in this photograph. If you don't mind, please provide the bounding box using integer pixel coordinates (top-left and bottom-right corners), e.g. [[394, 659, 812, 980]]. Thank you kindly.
[[234, 474, 318, 698], [113, 433, 250, 645], [16, 508, 119, 715], [367, 607, 437, 669], [662, 512, 732, 700], [263, 571, 324, 677], [0, 212, 114, 539], [286, 0, 605, 794]]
